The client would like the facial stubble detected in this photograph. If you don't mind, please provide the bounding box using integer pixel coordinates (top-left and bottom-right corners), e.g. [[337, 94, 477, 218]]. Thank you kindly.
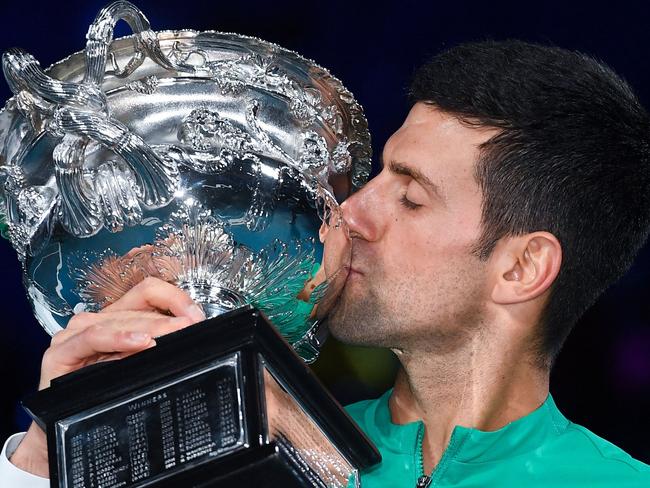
[[326, 254, 487, 355]]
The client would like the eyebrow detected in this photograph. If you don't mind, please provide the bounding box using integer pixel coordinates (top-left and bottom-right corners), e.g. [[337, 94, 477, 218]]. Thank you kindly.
[[386, 159, 445, 202]]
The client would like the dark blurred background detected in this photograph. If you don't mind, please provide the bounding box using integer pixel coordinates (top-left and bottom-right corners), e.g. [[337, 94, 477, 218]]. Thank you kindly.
[[1, 0, 649, 463]]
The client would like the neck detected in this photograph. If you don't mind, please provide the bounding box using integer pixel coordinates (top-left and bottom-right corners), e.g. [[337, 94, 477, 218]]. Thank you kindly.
[[389, 328, 549, 474]]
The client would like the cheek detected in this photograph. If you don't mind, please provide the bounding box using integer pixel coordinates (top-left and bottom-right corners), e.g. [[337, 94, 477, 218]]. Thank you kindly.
[[383, 240, 486, 322], [394, 220, 474, 258], [380, 198, 482, 276], [380, 228, 479, 299]]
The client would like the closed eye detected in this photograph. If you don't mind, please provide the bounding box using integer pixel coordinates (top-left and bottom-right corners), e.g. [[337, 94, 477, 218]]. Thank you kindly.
[[400, 193, 422, 210]]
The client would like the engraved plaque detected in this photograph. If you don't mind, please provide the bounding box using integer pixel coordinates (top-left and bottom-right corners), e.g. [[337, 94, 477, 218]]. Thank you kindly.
[[55, 354, 245, 488]]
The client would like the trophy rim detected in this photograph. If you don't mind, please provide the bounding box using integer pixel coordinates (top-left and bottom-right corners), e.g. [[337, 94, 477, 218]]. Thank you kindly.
[[0, 28, 372, 192]]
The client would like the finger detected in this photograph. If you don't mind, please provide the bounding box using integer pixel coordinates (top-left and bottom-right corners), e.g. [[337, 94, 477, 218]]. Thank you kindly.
[[51, 314, 106, 346], [55, 310, 182, 345], [50, 329, 71, 347], [95, 341, 157, 363], [63, 313, 193, 346], [102, 277, 205, 322], [100, 312, 194, 337], [65, 311, 98, 331], [65, 310, 160, 332], [114, 314, 193, 338], [41, 314, 193, 389], [40, 326, 153, 389], [48, 325, 151, 365]]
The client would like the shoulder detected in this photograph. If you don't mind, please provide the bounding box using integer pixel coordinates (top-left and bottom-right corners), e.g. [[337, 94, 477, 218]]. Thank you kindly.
[[545, 420, 649, 484], [344, 396, 382, 430], [345, 396, 379, 417]]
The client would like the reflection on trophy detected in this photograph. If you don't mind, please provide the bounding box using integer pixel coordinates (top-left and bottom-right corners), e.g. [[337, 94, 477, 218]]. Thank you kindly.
[[0, 1, 379, 486]]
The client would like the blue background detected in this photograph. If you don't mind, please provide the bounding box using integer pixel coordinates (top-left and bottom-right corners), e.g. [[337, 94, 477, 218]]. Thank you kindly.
[[1, 0, 649, 463]]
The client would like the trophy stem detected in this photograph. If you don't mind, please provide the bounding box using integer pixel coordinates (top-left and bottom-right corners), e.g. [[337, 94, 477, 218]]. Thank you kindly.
[[178, 281, 246, 318]]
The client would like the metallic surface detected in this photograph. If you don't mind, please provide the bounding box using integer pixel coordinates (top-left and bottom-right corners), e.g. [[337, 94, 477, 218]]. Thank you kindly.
[[0, 1, 369, 360]]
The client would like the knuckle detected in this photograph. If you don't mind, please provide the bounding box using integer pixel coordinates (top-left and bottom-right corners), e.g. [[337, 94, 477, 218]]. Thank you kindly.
[[153, 316, 189, 334], [139, 276, 161, 290], [84, 324, 124, 351], [112, 329, 130, 345], [67, 312, 91, 329], [84, 323, 104, 339], [41, 348, 56, 368], [50, 330, 67, 346], [169, 315, 191, 328]]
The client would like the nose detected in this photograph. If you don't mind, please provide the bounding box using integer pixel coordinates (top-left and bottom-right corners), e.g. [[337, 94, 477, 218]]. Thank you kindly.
[[340, 176, 384, 242]]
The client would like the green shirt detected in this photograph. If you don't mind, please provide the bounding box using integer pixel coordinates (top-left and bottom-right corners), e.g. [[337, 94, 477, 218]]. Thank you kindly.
[[344, 389, 649, 487]]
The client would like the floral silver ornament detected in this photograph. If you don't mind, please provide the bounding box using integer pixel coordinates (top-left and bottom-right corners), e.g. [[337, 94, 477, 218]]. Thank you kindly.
[[0, 1, 370, 362]]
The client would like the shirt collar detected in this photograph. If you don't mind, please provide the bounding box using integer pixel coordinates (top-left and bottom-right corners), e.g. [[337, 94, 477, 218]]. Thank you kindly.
[[367, 389, 570, 463]]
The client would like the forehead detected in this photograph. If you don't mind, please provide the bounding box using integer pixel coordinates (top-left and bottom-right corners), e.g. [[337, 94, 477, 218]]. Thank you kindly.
[[383, 103, 498, 197]]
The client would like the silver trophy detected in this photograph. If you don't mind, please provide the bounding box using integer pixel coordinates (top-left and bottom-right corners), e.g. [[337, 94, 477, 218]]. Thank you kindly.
[[0, 2, 379, 487], [0, 0, 370, 357]]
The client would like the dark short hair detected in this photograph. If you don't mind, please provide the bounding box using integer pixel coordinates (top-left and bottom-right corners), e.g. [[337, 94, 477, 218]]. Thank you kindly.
[[410, 40, 650, 364]]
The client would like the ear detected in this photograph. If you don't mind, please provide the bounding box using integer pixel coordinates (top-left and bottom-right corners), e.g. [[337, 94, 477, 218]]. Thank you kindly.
[[491, 232, 562, 305]]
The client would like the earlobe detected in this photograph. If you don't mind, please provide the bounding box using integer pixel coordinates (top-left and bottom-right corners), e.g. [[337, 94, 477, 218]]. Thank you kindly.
[[492, 232, 562, 305]]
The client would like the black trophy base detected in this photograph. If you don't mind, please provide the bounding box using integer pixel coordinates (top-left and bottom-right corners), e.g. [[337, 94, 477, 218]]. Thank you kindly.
[[22, 306, 379, 488]]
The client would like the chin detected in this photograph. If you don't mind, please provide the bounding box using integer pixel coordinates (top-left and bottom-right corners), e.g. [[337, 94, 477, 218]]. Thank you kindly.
[[328, 322, 375, 347], [326, 300, 364, 343], [326, 301, 393, 348]]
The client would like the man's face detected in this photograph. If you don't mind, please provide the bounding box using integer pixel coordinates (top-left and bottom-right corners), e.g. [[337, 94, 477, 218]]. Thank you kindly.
[[328, 103, 498, 353]]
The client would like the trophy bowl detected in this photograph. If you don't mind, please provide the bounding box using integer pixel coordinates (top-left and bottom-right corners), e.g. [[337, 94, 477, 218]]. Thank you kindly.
[[0, 0, 371, 361]]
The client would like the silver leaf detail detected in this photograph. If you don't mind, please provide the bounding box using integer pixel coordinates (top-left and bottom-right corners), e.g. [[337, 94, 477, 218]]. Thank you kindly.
[[94, 160, 143, 233], [125, 75, 160, 95], [331, 141, 353, 174]]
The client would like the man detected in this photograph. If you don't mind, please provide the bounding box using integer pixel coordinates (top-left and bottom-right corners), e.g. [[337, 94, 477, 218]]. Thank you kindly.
[[2, 40, 650, 486]]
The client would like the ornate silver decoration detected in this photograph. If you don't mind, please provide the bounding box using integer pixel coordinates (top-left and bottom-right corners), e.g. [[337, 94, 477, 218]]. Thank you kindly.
[[0, 1, 370, 362], [165, 43, 357, 144], [125, 75, 159, 94], [73, 201, 318, 343], [332, 141, 353, 174], [53, 134, 102, 237], [17, 185, 56, 228], [300, 131, 330, 170], [178, 108, 256, 155], [94, 160, 143, 232], [2, 43, 180, 239]]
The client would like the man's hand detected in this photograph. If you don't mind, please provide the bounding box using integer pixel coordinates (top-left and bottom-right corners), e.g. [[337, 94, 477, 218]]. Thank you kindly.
[[9, 277, 205, 477]]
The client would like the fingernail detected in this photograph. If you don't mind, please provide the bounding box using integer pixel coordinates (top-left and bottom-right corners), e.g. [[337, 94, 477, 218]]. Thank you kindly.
[[126, 332, 150, 344], [185, 303, 206, 322]]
